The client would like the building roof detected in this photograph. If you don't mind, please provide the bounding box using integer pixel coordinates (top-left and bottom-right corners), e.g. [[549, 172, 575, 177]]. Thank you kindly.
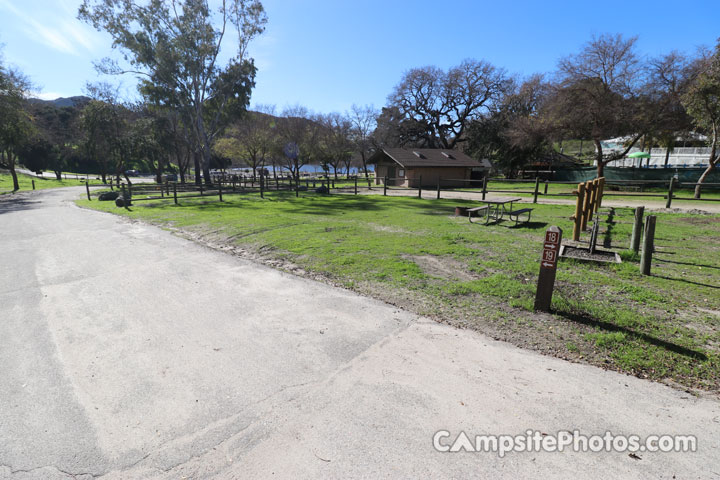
[[371, 148, 491, 169]]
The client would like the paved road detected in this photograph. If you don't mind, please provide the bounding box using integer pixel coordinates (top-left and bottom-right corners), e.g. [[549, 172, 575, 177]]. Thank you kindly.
[[1, 188, 718, 479]]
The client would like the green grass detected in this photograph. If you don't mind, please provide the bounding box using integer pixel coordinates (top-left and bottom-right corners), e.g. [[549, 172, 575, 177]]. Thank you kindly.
[[77, 190, 720, 391], [0, 172, 104, 194]]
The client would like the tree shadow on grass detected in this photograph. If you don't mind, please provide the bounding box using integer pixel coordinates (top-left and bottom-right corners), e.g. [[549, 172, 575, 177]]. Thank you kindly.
[[654, 257, 720, 271], [556, 309, 708, 361], [507, 221, 548, 230], [652, 275, 719, 290]]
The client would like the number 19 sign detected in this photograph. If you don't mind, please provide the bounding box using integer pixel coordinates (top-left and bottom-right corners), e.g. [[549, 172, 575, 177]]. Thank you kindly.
[[534, 226, 562, 312]]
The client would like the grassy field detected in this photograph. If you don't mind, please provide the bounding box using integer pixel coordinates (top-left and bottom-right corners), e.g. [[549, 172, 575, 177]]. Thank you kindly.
[[0, 172, 103, 194], [78, 191, 720, 392]]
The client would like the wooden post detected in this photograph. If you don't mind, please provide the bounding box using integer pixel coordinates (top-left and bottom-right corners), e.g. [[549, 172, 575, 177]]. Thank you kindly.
[[572, 182, 585, 241], [32, 179, 35, 190], [534, 226, 562, 312], [384, 176, 387, 196], [437, 177, 441, 200], [544, 180, 549, 195], [86, 181, 91, 200], [533, 177, 540, 204], [596, 177, 605, 210], [418, 175, 422, 198], [354, 176, 358, 195], [260, 173, 264, 199], [640, 216, 657, 275], [630, 206, 644, 253], [173, 182, 177, 205], [482, 176, 487, 200], [666, 177, 675, 209], [581, 181, 592, 231]]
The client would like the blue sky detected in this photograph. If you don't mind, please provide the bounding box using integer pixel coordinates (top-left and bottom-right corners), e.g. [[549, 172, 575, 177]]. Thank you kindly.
[[1, 0, 718, 114]]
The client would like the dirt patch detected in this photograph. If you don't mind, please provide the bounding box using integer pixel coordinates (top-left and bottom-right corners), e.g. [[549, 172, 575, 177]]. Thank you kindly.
[[404, 254, 479, 281]]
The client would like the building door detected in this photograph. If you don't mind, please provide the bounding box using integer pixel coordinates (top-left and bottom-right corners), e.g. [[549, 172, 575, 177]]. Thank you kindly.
[[386, 165, 396, 186]]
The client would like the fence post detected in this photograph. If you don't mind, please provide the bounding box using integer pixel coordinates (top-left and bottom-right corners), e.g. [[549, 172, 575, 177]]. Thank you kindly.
[[665, 177, 675, 208], [482, 176, 487, 200], [32, 179, 35, 190], [384, 176, 388, 196], [173, 182, 177, 205], [418, 175, 422, 198], [596, 177, 605, 210], [640, 215, 657, 275], [581, 181, 592, 231], [572, 182, 585, 241], [437, 177, 441, 200], [354, 176, 358, 195], [533, 177, 540, 204], [544, 180, 549, 195], [86, 181, 91, 200], [630, 206, 644, 253]]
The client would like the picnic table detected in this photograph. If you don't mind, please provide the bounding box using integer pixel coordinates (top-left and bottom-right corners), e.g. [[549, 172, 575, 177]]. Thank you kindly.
[[467, 197, 524, 225]]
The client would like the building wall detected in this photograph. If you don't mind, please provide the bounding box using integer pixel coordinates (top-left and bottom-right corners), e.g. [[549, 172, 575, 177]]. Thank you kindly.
[[404, 167, 475, 188], [375, 164, 487, 187]]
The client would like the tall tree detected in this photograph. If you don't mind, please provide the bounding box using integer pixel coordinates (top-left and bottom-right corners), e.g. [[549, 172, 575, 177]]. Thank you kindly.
[[349, 104, 378, 185], [386, 60, 509, 149], [465, 75, 552, 176], [79, 0, 267, 185], [646, 51, 694, 167], [0, 55, 31, 191], [216, 106, 276, 181], [682, 42, 720, 198], [547, 34, 646, 177]]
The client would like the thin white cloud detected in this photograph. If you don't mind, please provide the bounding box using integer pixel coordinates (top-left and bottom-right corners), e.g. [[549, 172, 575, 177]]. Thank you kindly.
[[0, 0, 97, 56]]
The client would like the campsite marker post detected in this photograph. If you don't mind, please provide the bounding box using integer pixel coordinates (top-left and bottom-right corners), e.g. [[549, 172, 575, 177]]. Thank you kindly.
[[534, 226, 562, 312]]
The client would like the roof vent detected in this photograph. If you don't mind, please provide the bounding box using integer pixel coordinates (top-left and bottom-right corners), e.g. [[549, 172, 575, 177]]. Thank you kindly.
[[441, 151, 455, 159], [412, 151, 425, 159]]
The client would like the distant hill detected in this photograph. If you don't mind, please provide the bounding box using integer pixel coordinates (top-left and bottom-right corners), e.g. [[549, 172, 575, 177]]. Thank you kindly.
[[29, 96, 91, 108]]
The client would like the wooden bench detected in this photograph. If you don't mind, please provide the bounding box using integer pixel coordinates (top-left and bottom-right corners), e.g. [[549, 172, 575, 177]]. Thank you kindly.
[[508, 207, 533, 226], [467, 205, 489, 223]]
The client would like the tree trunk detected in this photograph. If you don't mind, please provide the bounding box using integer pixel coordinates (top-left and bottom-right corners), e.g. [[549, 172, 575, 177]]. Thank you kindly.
[[695, 125, 718, 199], [594, 139, 604, 178], [193, 151, 202, 185], [664, 147, 671, 168], [9, 154, 19, 191], [55, 170, 62, 181], [155, 156, 163, 184]]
